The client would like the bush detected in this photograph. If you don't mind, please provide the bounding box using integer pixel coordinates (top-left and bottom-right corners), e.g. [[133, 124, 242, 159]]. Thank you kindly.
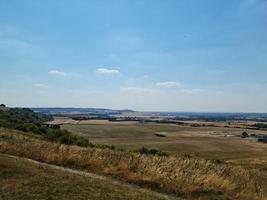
[[76, 137, 90, 147], [136, 147, 168, 156], [242, 131, 248, 138], [213, 159, 226, 164], [16, 124, 27, 132], [96, 144, 116, 150]]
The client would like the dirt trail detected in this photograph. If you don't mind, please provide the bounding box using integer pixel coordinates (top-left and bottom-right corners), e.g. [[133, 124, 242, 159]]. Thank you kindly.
[[0, 153, 182, 200]]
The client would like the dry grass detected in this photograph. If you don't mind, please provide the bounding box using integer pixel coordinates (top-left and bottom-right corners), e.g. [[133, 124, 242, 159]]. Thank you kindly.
[[0, 154, 176, 200], [1, 128, 267, 200]]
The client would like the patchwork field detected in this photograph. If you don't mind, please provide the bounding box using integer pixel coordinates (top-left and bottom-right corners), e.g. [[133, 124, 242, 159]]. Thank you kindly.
[[62, 122, 267, 167]]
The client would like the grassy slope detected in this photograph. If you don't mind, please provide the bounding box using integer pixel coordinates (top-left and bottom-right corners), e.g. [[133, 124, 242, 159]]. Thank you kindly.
[[0, 154, 178, 200], [0, 107, 90, 147]]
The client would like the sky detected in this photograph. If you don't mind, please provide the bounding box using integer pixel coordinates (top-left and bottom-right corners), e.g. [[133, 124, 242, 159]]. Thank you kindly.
[[0, 0, 267, 112]]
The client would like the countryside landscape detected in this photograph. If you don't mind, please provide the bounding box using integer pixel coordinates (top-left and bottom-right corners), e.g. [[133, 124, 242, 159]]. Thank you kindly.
[[1, 0, 267, 200], [1, 105, 267, 200]]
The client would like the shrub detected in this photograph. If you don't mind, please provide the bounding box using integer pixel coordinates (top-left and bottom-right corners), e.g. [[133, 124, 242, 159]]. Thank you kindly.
[[16, 124, 27, 132], [136, 147, 168, 156], [213, 159, 226, 164], [96, 144, 116, 150], [76, 136, 90, 147], [242, 131, 248, 138]]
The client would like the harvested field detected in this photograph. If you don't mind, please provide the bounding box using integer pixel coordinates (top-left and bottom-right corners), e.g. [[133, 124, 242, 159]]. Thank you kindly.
[[62, 123, 267, 167]]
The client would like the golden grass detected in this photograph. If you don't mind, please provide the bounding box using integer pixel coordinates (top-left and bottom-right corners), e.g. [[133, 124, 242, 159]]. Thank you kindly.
[[0, 128, 266, 200], [0, 154, 175, 200]]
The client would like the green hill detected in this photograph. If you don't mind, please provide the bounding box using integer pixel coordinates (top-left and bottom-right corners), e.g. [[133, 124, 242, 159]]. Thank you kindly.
[[0, 106, 89, 147]]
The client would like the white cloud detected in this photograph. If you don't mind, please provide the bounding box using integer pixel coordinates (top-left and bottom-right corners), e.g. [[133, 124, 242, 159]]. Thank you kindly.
[[156, 81, 180, 88], [120, 87, 153, 93], [48, 70, 66, 76], [97, 68, 119, 75]]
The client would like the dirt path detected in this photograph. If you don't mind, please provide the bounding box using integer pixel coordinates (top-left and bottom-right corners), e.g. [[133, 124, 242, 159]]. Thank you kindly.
[[0, 153, 182, 200]]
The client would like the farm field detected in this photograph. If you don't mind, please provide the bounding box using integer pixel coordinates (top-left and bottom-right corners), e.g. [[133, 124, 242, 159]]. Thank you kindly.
[[62, 122, 267, 167]]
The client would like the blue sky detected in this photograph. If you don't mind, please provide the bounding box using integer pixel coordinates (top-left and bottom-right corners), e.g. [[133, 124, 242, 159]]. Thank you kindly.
[[0, 0, 267, 112]]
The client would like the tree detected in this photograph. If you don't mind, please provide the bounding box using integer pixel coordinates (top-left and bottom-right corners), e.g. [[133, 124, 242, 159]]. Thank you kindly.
[[0, 104, 6, 107], [242, 132, 248, 138]]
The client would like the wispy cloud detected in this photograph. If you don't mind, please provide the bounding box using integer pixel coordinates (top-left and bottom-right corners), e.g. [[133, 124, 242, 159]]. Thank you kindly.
[[120, 87, 154, 94], [48, 70, 66, 76], [142, 75, 149, 79], [34, 83, 48, 94], [97, 68, 120, 75], [156, 81, 181, 88], [34, 83, 48, 89], [179, 88, 204, 94]]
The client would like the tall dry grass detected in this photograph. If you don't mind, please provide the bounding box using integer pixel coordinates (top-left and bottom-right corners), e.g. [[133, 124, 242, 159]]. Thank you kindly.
[[0, 129, 266, 200]]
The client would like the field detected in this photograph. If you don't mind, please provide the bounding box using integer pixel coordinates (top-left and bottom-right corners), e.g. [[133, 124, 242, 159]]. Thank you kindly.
[[62, 122, 267, 168]]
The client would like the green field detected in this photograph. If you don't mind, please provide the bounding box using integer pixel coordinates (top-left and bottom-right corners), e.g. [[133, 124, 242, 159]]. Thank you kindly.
[[63, 123, 267, 165]]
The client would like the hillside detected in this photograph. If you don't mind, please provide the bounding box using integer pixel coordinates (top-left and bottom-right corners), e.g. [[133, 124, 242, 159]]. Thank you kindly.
[[0, 153, 178, 200], [0, 106, 90, 147], [0, 106, 52, 131]]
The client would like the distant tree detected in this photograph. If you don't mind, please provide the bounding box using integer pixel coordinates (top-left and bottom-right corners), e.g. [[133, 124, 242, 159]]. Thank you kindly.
[[0, 104, 6, 107], [242, 132, 248, 138]]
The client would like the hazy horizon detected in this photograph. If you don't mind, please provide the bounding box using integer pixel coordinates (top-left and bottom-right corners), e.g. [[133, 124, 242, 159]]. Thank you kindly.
[[1, 0, 267, 112], [2, 105, 267, 114]]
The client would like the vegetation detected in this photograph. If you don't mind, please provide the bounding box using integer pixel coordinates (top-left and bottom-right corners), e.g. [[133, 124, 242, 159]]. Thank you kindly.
[[0, 154, 172, 200], [242, 131, 248, 138], [1, 107, 267, 200], [1, 129, 266, 200], [0, 107, 90, 147], [136, 147, 168, 156], [251, 123, 267, 129]]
